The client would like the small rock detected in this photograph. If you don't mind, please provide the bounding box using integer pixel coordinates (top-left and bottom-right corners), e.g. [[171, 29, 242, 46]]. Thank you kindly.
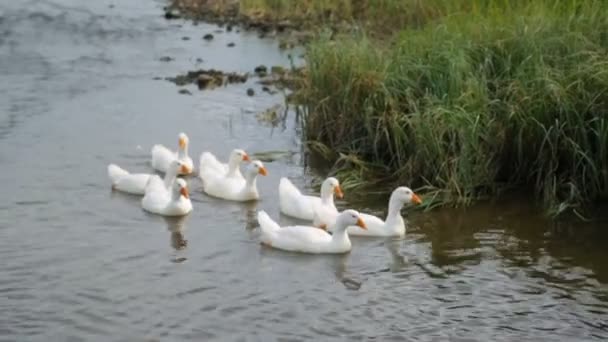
[[236, 29, 240, 33], [246, 88, 255, 96], [159, 56, 173, 62], [108, 4, 115, 9], [195, 58, 204, 63], [229, 73, 248, 83], [197, 74, 215, 89], [260, 86, 277, 95], [153, 76, 162, 80], [226, 24, 233, 32], [178, 89, 192, 95], [165, 75, 189, 86], [164, 8, 181, 20], [227, 42, 235, 47], [167, 69, 248, 89], [254, 65, 267, 75], [257, 76, 274, 86], [261, 86, 277, 95], [182, 36, 190, 41], [203, 34, 214, 40]]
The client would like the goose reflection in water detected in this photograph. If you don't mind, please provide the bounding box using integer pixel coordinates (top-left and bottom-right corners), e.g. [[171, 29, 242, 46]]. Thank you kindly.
[[165, 215, 189, 251]]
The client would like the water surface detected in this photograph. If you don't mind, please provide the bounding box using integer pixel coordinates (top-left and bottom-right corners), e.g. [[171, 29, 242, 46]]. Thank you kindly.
[[0, 0, 607, 341]]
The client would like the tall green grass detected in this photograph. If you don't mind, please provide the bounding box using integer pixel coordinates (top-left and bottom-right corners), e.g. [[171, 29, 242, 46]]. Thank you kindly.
[[302, 0, 608, 216]]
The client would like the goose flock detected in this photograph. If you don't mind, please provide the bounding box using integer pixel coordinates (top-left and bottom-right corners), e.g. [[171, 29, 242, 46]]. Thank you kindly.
[[108, 133, 422, 254]]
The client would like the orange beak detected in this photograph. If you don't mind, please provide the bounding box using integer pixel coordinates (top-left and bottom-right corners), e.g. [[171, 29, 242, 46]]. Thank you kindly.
[[412, 193, 422, 205], [242, 154, 250, 162], [318, 223, 327, 231], [356, 217, 367, 229], [180, 187, 189, 199], [334, 185, 344, 199], [259, 166, 268, 176], [180, 164, 189, 174], [178, 137, 186, 149]]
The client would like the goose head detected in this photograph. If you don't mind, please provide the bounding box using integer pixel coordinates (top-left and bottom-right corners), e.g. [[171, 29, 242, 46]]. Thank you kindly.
[[334, 209, 366, 231], [178, 132, 189, 150], [245, 160, 268, 177], [230, 149, 250, 163], [173, 178, 189, 199], [169, 160, 190, 175], [320, 177, 343, 199], [390, 186, 422, 205]]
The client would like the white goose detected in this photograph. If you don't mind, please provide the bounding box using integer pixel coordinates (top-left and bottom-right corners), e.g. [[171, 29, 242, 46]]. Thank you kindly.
[[327, 186, 422, 237], [257, 209, 367, 254], [199, 149, 250, 184], [142, 178, 192, 216], [202, 160, 267, 201], [279, 177, 343, 221], [151, 132, 194, 175], [107, 160, 189, 195]]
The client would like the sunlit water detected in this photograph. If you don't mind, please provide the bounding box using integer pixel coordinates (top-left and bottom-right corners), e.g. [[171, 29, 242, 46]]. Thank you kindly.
[[1, 0, 607, 341]]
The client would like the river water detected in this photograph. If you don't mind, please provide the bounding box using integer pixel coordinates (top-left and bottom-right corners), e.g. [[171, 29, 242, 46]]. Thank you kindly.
[[1, 0, 607, 341]]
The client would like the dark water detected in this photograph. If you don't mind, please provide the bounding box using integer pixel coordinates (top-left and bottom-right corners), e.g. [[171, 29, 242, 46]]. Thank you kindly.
[[1, 0, 607, 341]]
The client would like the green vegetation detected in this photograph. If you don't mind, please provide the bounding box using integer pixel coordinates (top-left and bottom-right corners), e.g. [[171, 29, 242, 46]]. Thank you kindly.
[[297, 0, 608, 216]]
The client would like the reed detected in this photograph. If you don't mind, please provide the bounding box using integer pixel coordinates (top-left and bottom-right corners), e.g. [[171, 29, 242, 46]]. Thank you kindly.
[[301, 0, 608, 216]]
